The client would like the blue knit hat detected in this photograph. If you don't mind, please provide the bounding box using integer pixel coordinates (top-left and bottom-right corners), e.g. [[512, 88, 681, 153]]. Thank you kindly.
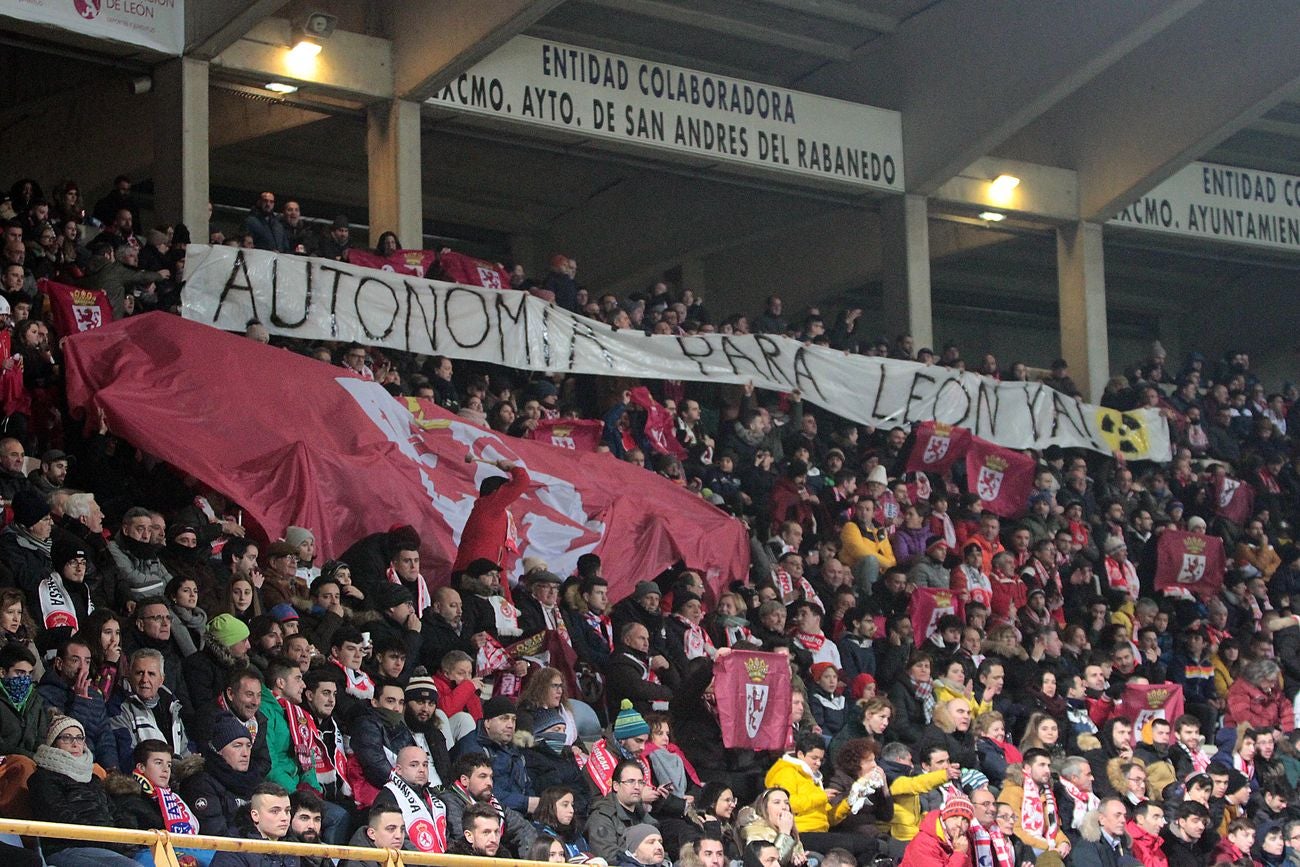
[[612, 699, 649, 740]]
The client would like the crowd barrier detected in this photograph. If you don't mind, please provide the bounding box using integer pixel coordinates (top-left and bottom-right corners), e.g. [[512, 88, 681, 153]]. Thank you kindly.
[[0, 820, 550, 867]]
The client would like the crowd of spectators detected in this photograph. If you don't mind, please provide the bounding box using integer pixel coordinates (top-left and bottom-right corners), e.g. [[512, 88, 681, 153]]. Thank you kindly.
[[0, 176, 1298, 867]]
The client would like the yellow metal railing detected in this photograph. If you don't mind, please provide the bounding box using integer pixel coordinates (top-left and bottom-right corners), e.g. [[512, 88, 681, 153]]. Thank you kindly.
[[0, 819, 553, 867]]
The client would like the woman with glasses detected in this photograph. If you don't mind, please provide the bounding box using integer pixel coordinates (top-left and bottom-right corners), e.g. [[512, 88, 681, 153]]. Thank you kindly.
[[696, 781, 743, 864], [519, 665, 602, 744], [28, 716, 140, 867]]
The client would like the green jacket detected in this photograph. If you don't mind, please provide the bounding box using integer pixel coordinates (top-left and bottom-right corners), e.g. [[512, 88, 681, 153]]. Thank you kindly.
[[259, 684, 321, 793], [0, 685, 51, 758]]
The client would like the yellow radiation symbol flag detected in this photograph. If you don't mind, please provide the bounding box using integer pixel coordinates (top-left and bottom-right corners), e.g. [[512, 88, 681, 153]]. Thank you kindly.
[[403, 397, 454, 431], [1095, 408, 1149, 457]]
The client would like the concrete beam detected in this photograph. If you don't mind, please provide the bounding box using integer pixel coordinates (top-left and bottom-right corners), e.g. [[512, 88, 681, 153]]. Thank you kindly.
[[930, 158, 1078, 223], [153, 58, 210, 238], [366, 100, 424, 247], [880, 194, 933, 350], [804, 0, 1204, 193], [754, 0, 896, 33], [187, 0, 291, 60], [1055, 1, 1300, 221], [391, 0, 565, 102], [587, 0, 854, 61], [1057, 222, 1109, 402], [211, 18, 393, 101]]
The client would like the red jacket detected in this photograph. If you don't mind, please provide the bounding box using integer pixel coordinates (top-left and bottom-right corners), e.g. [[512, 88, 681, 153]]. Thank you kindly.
[[1224, 676, 1294, 731], [451, 466, 532, 573], [899, 811, 972, 867], [1127, 819, 1168, 867], [432, 671, 483, 720]]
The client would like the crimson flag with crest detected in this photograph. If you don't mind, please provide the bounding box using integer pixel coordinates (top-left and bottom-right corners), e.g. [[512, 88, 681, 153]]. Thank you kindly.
[[40, 279, 111, 337], [964, 437, 1035, 518], [1156, 530, 1226, 601], [906, 420, 972, 475], [714, 650, 791, 750]]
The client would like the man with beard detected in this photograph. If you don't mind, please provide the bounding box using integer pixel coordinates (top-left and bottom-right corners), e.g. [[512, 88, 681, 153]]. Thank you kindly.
[[375, 745, 449, 854], [442, 752, 537, 855], [448, 803, 505, 857], [107, 507, 173, 601], [110, 648, 192, 760], [121, 596, 192, 707], [302, 668, 355, 840], [451, 696, 537, 814], [404, 670, 454, 782], [288, 789, 330, 867]]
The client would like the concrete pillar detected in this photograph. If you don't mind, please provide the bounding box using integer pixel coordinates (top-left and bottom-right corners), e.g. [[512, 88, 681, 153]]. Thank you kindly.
[[1056, 221, 1109, 402], [152, 58, 210, 239], [366, 100, 423, 248], [880, 194, 934, 352]]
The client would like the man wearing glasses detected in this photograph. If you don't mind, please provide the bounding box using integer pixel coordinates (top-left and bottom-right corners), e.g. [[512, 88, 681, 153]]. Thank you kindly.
[[36, 636, 118, 769], [587, 759, 658, 862], [970, 787, 1016, 867]]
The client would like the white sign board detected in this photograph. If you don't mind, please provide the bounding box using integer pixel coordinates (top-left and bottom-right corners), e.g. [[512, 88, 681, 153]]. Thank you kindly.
[[427, 35, 903, 193], [0, 0, 183, 55], [181, 245, 1172, 461], [1110, 161, 1300, 253]]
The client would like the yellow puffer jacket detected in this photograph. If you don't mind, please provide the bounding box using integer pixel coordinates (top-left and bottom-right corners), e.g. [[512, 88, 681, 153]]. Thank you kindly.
[[839, 522, 895, 571], [764, 755, 850, 834], [885, 767, 947, 842]]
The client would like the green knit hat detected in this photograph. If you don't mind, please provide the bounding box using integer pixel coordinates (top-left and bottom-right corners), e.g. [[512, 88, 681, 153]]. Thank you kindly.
[[613, 699, 649, 740], [208, 612, 250, 647]]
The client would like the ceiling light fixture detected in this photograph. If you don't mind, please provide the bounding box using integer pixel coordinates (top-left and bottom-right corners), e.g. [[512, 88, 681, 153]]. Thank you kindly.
[[264, 82, 299, 93], [979, 211, 1007, 222]]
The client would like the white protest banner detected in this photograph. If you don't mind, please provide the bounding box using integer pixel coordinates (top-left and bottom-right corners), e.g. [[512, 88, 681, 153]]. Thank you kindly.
[[0, 0, 183, 55], [1110, 160, 1300, 253], [180, 245, 1172, 461], [426, 35, 902, 193]]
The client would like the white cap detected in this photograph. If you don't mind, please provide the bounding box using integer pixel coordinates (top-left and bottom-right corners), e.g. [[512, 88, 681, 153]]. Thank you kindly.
[[0, 297, 12, 315], [866, 465, 889, 486]]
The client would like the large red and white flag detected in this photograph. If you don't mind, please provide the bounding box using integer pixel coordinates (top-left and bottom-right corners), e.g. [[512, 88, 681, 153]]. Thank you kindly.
[[63, 314, 748, 599], [906, 421, 972, 475], [1214, 475, 1255, 525], [965, 438, 1036, 518], [347, 249, 438, 277], [714, 650, 792, 750], [1155, 530, 1226, 601], [40, 279, 112, 337], [525, 418, 604, 452]]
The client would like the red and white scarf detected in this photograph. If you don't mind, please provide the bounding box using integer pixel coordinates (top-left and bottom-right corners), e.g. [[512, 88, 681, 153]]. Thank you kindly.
[[972, 820, 1015, 867], [957, 565, 993, 608], [583, 610, 614, 652], [329, 658, 374, 700], [1232, 752, 1254, 781], [311, 715, 351, 794], [488, 595, 522, 637], [1019, 775, 1060, 845], [1176, 741, 1211, 777], [277, 694, 319, 772], [674, 614, 715, 660], [795, 631, 839, 667], [1059, 777, 1099, 830], [135, 772, 199, 835], [385, 771, 447, 853], [1105, 557, 1139, 601], [38, 573, 92, 632], [387, 565, 430, 616]]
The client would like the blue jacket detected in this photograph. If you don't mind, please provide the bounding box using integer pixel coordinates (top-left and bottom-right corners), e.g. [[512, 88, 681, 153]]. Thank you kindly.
[[36, 668, 119, 769], [452, 723, 535, 813]]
